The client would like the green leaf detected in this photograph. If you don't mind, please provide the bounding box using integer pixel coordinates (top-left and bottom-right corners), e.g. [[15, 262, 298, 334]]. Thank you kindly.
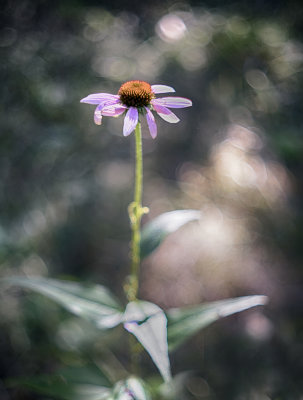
[[58, 364, 112, 387], [3, 276, 123, 329], [113, 377, 151, 400], [167, 295, 268, 351], [123, 301, 171, 382], [7, 364, 112, 400], [140, 210, 201, 259]]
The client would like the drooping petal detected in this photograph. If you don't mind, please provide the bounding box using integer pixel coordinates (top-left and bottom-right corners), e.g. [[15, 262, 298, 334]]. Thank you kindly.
[[145, 107, 157, 139], [123, 107, 138, 136], [152, 97, 192, 108], [80, 93, 119, 105], [94, 104, 103, 125], [97, 99, 121, 110], [151, 85, 175, 94], [102, 103, 127, 117], [152, 103, 180, 123]]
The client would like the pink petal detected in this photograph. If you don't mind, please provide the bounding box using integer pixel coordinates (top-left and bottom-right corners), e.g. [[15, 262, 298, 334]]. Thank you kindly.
[[98, 99, 121, 109], [80, 93, 119, 105], [94, 104, 103, 125], [152, 97, 192, 108], [102, 104, 127, 117], [145, 107, 157, 139], [152, 103, 180, 123], [123, 107, 138, 136], [151, 85, 175, 94]]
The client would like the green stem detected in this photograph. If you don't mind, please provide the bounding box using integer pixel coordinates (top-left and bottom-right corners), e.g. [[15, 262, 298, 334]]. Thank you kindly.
[[126, 122, 147, 301]]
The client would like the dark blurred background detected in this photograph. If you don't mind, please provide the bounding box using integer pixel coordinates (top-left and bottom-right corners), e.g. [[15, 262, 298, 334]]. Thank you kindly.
[[1, 0, 303, 398]]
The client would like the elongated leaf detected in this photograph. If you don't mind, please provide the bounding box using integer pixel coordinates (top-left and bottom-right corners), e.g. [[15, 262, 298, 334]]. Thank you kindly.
[[140, 210, 201, 259], [113, 377, 151, 400], [167, 295, 268, 351], [3, 276, 123, 329], [7, 364, 112, 400], [123, 301, 171, 382], [57, 364, 112, 387]]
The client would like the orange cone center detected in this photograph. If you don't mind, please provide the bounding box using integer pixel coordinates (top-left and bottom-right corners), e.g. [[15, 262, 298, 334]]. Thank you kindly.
[[118, 80, 154, 108]]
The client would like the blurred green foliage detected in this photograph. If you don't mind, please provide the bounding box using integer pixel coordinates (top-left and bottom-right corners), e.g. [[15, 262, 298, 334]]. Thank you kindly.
[[1, 0, 303, 399]]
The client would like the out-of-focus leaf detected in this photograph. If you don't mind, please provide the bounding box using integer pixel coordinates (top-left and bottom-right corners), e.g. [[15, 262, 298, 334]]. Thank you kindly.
[[23, 381, 110, 400], [113, 377, 151, 400], [13, 376, 82, 400], [123, 301, 171, 382], [3, 276, 123, 329], [140, 210, 201, 259], [7, 364, 112, 400], [167, 295, 268, 351], [58, 364, 112, 387]]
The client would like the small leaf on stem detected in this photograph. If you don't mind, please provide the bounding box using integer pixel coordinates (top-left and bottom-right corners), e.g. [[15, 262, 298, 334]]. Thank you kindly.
[[140, 209, 201, 258]]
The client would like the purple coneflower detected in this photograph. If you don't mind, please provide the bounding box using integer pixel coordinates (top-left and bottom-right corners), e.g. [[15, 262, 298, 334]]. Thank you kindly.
[[80, 80, 192, 138]]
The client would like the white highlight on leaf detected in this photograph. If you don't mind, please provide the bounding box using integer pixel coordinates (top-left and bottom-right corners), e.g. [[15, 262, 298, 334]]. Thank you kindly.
[[146, 209, 201, 234], [123, 301, 171, 382], [215, 295, 268, 317], [167, 295, 268, 350]]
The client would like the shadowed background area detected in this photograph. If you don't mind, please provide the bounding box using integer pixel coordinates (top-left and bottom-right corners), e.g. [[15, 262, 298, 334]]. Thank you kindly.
[[1, 0, 303, 398]]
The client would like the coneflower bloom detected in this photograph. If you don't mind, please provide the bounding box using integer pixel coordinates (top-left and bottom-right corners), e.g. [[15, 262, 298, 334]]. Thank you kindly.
[[80, 80, 192, 138]]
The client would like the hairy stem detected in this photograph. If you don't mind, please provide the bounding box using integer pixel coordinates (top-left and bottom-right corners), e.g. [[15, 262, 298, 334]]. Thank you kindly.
[[126, 122, 147, 301]]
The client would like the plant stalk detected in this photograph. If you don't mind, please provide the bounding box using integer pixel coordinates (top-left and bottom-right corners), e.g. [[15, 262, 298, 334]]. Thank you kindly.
[[126, 122, 147, 301]]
